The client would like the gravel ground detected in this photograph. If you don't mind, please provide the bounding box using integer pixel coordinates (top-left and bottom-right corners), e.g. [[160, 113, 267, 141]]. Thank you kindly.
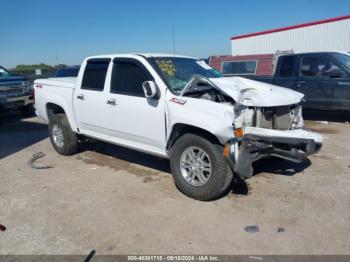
[[0, 110, 349, 255]]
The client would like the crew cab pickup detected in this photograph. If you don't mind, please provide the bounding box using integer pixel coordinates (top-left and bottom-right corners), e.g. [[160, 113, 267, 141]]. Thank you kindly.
[[34, 54, 322, 201], [0, 65, 34, 115], [246, 52, 350, 111]]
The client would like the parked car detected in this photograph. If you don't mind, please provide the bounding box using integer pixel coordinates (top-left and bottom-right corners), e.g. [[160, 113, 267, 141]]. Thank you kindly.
[[52, 65, 80, 78], [0, 65, 34, 115], [243, 52, 350, 111], [34, 54, 322, 200]]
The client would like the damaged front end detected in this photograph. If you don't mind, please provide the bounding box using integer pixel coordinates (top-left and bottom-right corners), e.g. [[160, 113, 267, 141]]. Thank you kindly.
[[226, 103, 323, 180], [226, 132, 322, 180], [180, 75, 323, 179]]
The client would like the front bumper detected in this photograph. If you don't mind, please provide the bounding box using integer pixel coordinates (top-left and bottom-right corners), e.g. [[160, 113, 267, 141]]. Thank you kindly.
[[226, 131, 322, 180], [0, 94, 34, 108]]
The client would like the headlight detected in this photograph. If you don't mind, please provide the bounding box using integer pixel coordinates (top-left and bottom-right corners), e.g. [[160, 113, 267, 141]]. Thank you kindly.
[[22, 81, 32, 92]]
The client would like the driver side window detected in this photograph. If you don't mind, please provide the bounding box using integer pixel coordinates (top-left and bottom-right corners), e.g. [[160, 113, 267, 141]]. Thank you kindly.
[[111, 60, 152, 97], [300, 56, 345, 78]]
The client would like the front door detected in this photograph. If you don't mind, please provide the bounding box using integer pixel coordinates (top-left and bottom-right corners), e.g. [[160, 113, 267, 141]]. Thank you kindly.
[[103, 58, 166, 155], [296, 55, 347, 110]]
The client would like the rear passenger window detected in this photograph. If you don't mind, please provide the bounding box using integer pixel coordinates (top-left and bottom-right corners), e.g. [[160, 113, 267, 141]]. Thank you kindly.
[[82, 59, 110, 91], [279, 56, 295, 77], [221, 60, 257, 75], [111, 60, 152, 97]]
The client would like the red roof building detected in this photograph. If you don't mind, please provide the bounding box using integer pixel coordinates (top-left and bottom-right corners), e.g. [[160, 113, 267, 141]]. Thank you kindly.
[[230, 15, 350, 56]]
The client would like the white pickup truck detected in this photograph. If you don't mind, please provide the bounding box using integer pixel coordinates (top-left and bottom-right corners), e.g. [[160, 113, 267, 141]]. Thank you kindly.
[[34, 54, 323, 200]]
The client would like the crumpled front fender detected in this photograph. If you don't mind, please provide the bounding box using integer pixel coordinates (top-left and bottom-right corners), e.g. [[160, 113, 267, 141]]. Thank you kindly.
[[226, 130, 323, 180]]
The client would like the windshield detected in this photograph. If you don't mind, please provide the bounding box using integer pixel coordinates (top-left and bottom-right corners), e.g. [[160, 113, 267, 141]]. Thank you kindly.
[[333, 53, 350, 70], [149, 57, 221, 94]]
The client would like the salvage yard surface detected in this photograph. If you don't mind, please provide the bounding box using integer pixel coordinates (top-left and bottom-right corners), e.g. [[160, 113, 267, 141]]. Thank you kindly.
[[0, 111, 349, 254]]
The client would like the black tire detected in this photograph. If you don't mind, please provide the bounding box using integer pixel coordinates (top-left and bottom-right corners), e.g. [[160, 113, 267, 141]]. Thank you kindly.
[[48, 113, 78, 155], [170, 134, 233, 201], [21, 104, 35, 117]]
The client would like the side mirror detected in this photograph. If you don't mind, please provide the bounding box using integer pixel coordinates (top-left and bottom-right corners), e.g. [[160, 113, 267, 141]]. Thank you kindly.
[[142, 81, 159, 99]]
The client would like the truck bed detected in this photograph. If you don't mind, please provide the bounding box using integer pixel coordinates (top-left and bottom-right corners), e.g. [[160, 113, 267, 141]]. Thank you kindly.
[[34, 77, 76, 124], [36, 77, 76, 88]]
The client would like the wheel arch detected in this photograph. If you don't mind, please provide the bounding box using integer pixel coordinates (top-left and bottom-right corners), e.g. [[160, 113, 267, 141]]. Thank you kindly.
[[166, 123, 221, 152], [46, 102, 78, 132], [46, 103, 65, 118]]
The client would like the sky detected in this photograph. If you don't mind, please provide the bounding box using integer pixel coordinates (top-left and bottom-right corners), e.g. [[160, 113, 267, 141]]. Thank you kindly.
[[1, 0, 350, 68]]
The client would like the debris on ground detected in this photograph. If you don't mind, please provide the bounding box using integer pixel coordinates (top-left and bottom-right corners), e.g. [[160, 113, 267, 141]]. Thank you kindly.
[[27, 152, 53, 169], [316, 121, 329, 124], [249, 256, 263, 261], [0, 224, 6, 232], [84, 249, 96, 262], [277, 227, 285, 233], [244, 225, 259, 233]]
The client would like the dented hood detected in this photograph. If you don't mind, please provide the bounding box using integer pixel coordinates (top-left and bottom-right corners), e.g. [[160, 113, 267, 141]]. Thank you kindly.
[[209, 77, 304, 107]]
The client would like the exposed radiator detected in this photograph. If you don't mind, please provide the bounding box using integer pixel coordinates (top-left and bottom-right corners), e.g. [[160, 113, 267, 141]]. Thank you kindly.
[[253, 106, 292, 130]]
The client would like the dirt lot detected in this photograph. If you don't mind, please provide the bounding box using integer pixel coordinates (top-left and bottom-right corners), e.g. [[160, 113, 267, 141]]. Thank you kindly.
[[0, 110, 349, 255]]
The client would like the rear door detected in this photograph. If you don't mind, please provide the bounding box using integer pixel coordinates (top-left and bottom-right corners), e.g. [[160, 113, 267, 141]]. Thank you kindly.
[[242, 56, 295, 85], [73, 58, 111, 136], [273, 55, 298, 90], [103, 57, 166, 155]]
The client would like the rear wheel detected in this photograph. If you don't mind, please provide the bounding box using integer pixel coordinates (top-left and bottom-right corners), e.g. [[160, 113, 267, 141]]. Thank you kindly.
[[48, 114, 78, 155], [170, 134, 233, 201]]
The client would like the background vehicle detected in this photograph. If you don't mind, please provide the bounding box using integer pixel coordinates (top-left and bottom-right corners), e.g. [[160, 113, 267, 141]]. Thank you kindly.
[[34, 54, 322, 201], [51, 65, 80, 77], [209, 54, 274, 76], [242, 52, 350, 111], [0, 65, 34, 116]]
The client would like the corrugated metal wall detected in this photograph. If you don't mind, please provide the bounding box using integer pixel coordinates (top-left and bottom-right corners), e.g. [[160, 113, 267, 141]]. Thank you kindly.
[[231, 19, 350, 55]]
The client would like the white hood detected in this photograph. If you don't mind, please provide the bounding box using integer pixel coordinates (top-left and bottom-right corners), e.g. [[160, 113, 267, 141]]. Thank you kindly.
[[209, 77, 304, 107]]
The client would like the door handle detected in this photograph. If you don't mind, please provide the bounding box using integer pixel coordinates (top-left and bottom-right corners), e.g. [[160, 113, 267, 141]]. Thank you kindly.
[[77, 94, 84, 100], [296, 81, 306, 87], [338, 81, 350, 85], [107, 98, 117, 105]]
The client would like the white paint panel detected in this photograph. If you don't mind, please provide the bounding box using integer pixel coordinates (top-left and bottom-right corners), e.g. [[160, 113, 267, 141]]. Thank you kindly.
[[232, 19, 350, 55]]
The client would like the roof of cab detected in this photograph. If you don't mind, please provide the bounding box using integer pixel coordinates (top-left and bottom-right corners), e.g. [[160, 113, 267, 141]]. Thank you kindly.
[[85, 53, 197, 60], [279, 51, 349, 57]]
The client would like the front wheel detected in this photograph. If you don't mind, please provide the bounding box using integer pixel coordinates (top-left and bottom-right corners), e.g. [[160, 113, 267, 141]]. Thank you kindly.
[[48, 114, 78, 155], [170, 134, 233, 201]]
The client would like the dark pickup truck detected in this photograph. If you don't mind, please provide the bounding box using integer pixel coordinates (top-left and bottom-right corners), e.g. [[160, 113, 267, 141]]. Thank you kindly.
[[246, 52, 350, 111], [0, 65, 34, 115]]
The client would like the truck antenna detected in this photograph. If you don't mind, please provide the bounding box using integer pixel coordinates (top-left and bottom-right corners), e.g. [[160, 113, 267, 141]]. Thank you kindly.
[[172, 25, 176, 56]]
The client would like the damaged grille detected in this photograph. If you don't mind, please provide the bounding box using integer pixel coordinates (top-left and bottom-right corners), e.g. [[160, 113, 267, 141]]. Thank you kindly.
[[253, 106, 294, 130]]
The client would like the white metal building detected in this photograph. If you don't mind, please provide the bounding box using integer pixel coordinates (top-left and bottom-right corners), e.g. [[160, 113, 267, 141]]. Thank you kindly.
[[231, 15, 350, 55]]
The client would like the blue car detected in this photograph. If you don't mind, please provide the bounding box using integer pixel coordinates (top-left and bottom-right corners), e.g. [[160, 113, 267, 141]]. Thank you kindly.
[[52, 65, 80, 78]]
